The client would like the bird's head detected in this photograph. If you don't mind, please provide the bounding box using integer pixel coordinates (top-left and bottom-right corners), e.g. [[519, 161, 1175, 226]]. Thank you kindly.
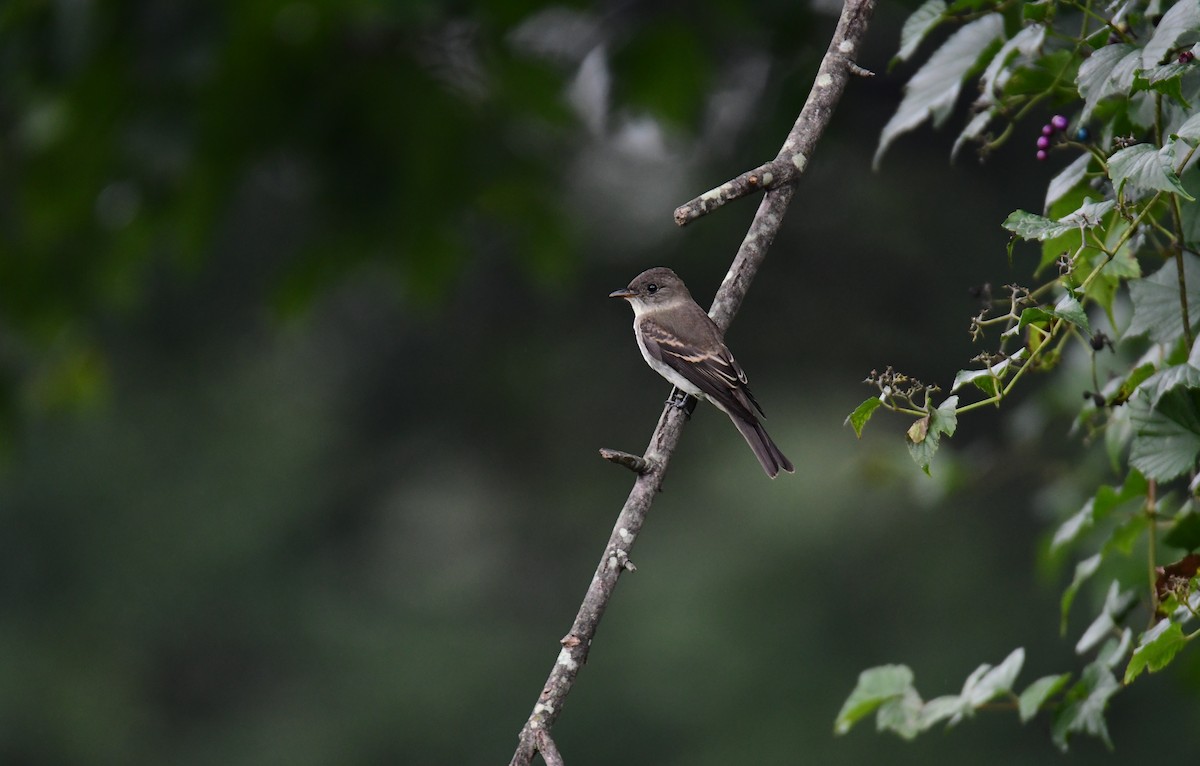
[[608, 267, 691, 315]]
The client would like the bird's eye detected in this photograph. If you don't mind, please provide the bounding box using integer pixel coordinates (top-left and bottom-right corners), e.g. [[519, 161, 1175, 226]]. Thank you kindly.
[[646, 283, 658, 294]]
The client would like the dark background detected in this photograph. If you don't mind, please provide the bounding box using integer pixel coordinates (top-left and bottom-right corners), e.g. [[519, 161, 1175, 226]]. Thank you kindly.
[[1, 1, 1194, 764]]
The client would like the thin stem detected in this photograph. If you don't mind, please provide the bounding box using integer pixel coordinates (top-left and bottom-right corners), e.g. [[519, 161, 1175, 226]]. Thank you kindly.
[[1147, 479, 1159, 623]]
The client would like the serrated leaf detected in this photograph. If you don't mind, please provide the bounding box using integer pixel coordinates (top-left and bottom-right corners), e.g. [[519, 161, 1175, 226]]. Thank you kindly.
[[1044, 153, 1093, 211], [876, 688, 924, 739], [1178, 108, 1200, 144], [1061, 553, 1102, 634], [1108, 140, 1194, 200], [1006, 198, 1113, 244], [1077, 582, 1137, 655], [1095, 628, 1133, 669], [918, 695, 967, 729], [1124, 619, 1187, 683], [906, 395, 958, 475], [963, 647, 1025, 706], [1134, 59, 1192, 106], [1053, 498, 1096, 552], [834, 665, 915, 734], [1016, 293, 1091, 334], [951, 108, 996, 160], [1129, 384, 1200, 481], [875, 14, 1005, 168], [1126, 253, 1200, 344], [1106, 362, 1157, 406], [952, 26, 1047, 161], [1018, 673, 1072, 722], [846, 397, 884, 438], [1061, 197, 1117, 226], [894, 0, 947, 65], [1003, 210, 1076, 240], [1077, 43, 1140, 123], [1142, 0, 1200, 68], [1036, 187, 1090, 274], [1054, 292, 1091, 332], [1051, 660, 1120, 751]]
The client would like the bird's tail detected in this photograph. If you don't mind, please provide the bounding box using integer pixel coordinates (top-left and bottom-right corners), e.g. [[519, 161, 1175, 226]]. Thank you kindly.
[[730, 416, 795, 479]]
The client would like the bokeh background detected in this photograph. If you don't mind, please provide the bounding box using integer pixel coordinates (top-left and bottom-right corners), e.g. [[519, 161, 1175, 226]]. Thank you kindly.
[[2, 1, 1196, 764]]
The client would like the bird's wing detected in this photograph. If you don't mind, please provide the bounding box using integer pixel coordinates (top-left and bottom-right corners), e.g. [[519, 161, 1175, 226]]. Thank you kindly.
[[639, 315, 765, 420]]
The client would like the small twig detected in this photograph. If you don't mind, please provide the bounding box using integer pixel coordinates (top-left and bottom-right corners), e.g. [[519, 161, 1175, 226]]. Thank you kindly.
[[847, 60, 875, 77], [598, 448, 652, 474], [536, 731, 564, 766], [673, 1, 877, 226], [507, 3, 878, 764]]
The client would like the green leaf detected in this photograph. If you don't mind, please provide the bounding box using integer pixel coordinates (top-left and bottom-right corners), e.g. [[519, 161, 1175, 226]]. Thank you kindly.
[[1077, 43, 1139, 123], [1179, 165, 1200, 247], [1124, 619, 1188, 683], [1062, 471, 1152, 550], [1003, 49, 1076, 98], [1016, 293, 1091, 335], [835, 664, 915, 735], [1106, 362, 1157, 406], [1044, 153, 1092, 211], [894, 0, 947, 66], [1142, 0, 1200, 68], [876, 688, 924, 739], [917, 695, 966, 729], [1103, 513, 1149, 556], [1052, 498, 1097, 553], [875, 14, 1005, 168], [1061, 553, 1102, 634], [951, 26, 1047, 161], [1077, 582, 1137, 655], [1129, 384, 1200, 481], [1095, 629, 1133, 670], [1003, 210, 1075, 241], [1164, 501, 1200, 550], [1178, 107, 1200, 144], [1005, 198, 1114, 246], [950, 349, 1024, 395], [1051, 661, 1120, 751], [1019, 673, 1072, 722], [1022, 1, 1052, 23], [906, 395, 958, 475], [962, 647, 1025, 706], [1034, 187, 1091, 274], [1107, 140, 1194, 201], [846, 397, 884, 438], [1126, 253, 1200, 345]]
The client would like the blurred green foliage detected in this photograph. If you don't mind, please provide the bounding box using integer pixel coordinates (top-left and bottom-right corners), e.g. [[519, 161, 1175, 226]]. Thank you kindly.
[[1, 1, 1198, 765]]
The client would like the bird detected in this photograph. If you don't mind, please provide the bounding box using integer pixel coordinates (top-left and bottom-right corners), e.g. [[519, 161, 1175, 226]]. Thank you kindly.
[[609, 267, 794, 478]]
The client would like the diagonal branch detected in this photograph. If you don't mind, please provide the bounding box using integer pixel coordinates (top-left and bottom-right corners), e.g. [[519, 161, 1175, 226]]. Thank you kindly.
[[508, 3, 877, 764], [674, 0, 877, 228]]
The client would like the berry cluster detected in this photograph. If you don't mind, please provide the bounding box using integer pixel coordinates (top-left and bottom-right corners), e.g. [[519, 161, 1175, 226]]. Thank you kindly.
[[1036, 114, 1069, 161]]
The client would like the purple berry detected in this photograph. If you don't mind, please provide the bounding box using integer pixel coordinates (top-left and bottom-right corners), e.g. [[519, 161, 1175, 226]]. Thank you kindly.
[[1051, 115, 1069, 131], [1181, 50, 1196, 64], [1036, 150, 1048, 161], [1037, 136, 1050, 149], [1042, 124, 1054, 136]]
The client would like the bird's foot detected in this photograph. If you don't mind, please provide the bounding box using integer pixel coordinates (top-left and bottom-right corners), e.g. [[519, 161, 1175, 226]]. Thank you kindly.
[[666, 388, 698, 419]]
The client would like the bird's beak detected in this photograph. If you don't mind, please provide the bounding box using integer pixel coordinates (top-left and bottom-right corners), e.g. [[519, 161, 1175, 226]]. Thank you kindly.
[[608, 287, 636, 299]]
